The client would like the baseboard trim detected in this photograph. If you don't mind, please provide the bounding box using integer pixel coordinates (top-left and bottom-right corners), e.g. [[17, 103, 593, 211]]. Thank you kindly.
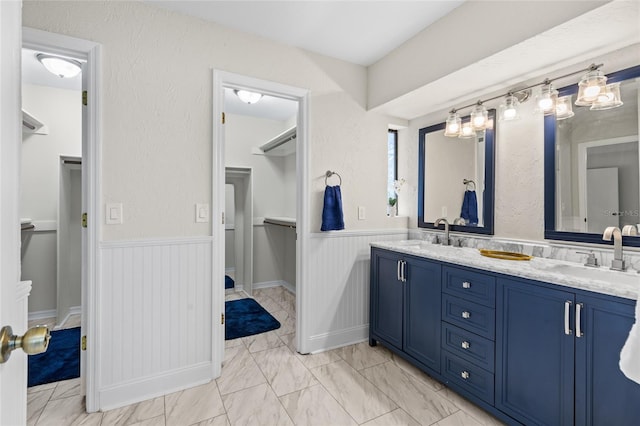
[[28, 309, 57, 321], [98, 362, 212, 411], [54, 306, 82, 330], [253, 280, 295, 294], [304, 325, 369, 354]]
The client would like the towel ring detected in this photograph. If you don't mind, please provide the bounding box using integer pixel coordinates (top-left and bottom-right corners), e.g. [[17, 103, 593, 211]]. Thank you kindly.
[[463, 179, 476, 190], [325, 170, 342, 186]]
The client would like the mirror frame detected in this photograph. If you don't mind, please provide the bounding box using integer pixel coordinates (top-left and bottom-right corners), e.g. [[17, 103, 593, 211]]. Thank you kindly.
[[544, 64, 640, 247], [418, 109, 496, 235]]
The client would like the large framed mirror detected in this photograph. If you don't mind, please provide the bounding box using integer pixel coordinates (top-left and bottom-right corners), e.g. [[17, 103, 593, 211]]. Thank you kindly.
[[418, 109, 495, 235], [545, 64, 640, 247]]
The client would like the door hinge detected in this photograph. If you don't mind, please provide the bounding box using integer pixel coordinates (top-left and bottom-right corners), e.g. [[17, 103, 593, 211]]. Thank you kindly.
[[221, 313, 225, 325], [222, 212, 225, 224], [81, 335, 87, 351], [222, 112, 225, 124], [82, 90, 88, 106], [82, 212, 88, 228]]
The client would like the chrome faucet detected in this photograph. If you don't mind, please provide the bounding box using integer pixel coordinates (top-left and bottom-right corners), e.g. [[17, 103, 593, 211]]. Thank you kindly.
[[434, 217, 451, 246], [603, 226, 627, 271]]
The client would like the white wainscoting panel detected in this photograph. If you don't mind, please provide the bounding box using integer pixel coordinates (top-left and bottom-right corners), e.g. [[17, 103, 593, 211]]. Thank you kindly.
[[303, 230, 408, 353], [99, 237, 213, 409]]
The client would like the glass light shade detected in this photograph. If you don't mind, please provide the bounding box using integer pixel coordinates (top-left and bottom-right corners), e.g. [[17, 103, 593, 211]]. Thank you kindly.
[[444, 112, 462, 137], [536, 84, 558, 115], [555, 95, 575, 120], [470, 104, 488, 130], [590, 83, 623, 110], [499, 95, 520, 121], [36, 54, 82, 78], [575, 70, 607, 106], [459, 122, 475, 139], [234, 89, 263, 104]]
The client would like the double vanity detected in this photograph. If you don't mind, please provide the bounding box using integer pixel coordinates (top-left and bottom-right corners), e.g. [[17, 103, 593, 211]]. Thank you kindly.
[[369, 240, 640, 425]]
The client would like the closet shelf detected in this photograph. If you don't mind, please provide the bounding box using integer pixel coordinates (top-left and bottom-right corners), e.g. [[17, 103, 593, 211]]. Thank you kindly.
[[22, 109, 49, 135], [263, 217, 296, 229], [256, 126, 296, 156]]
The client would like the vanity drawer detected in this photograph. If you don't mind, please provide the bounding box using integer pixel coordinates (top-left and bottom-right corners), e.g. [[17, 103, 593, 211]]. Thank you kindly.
[[443, 266, 495, 307], [442, 294, 495, 340], [442, 351, 494, 404], [442, 323, 494, 372]]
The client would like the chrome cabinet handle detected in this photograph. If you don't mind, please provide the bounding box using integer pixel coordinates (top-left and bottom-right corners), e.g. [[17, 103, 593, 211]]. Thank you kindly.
[[564, 300, 573, 335], [461, 341, 470, 349], [461, 371, 470, 380], [576, 303, 584, 338], [402, 261, 407, 282], [397, 260, 401, 282], [462, 281, 471, 289], [462, 311, 471, 319]]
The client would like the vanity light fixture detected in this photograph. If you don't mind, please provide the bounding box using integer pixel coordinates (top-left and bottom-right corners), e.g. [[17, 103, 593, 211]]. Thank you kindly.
[[590, 82, 623, 110], [575, 67, 607, 106], [36, 53, 82, 78], [470, 102, 489, 131], [444, 110, 462, 137], [555, 95, 575, 120], [234, 89, 263, 104], [442, 63, 623, 137]]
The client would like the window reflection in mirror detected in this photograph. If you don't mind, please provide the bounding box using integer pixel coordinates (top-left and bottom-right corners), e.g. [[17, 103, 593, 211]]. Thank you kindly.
[[545, 65, 640, 247], [418, 109, 495, 235]]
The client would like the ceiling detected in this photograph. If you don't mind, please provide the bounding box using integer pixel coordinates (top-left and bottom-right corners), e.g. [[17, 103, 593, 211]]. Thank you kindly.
[[145, 1, 464, 67]]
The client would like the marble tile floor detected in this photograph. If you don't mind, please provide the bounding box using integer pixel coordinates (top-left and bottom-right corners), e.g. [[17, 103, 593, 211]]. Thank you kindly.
[[27, 287, 505, 426]]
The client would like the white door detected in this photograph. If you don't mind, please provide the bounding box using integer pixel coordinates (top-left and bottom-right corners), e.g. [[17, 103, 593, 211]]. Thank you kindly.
[[586, 167, 620, 233], [1, 1, 29, 424]]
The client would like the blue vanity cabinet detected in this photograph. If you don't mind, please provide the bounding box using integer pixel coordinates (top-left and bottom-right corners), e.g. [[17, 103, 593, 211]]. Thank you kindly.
[[575, 294, 640, 425], [370, 248, 442, 373], [496, 277, 575, 425], [497, 277, 640, 426]]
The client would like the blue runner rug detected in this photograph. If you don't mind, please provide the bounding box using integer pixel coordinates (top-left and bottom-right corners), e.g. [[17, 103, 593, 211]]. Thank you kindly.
[[28, 327, 80, 387], [225, 298, 280, 340]]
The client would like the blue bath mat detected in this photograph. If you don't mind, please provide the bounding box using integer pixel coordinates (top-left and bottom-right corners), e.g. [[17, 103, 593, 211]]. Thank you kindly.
[[28, 327, 80, 387], [225, 275, 235, 289], [225, 298, 280, 340]]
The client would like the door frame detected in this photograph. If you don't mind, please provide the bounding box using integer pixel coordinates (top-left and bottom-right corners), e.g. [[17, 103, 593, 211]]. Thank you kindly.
[[22, 27, 102, 412], [577, 135, 639, 232], [212, 70, 310, 359]]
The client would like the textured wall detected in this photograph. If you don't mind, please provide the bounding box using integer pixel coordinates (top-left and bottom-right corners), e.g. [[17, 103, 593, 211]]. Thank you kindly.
[[23, 0, 399, 240]]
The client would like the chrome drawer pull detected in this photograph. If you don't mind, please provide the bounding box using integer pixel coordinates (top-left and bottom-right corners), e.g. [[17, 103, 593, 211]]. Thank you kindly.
[[461, 341, 470, 349], [564, 300, 573, 335], [462, 281, 471, 289], [461, 371, 470, 380], [461, 311, 471, 319]]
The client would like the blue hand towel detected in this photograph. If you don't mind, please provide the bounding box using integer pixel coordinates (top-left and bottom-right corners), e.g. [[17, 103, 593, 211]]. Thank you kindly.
[[460, 190, 478, 225], [321, 185, 345, 231]]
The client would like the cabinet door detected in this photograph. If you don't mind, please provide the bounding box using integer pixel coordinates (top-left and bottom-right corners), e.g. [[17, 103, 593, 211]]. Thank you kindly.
[[404, 257, 441, 372], [370, 249, 403, 350], [496, 278, 575, 426], [576, 294, 640, 425]]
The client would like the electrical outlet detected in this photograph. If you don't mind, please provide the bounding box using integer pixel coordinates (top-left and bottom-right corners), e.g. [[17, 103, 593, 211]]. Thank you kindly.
[[358, 206, 366, 220]]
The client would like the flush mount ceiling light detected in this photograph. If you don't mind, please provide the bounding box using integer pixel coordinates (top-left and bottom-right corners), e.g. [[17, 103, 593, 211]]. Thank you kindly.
[[234, 89, 263, 104], [442, 63, 622, 137], [555, 95, 575, 120], [36, 53, 82, 78]]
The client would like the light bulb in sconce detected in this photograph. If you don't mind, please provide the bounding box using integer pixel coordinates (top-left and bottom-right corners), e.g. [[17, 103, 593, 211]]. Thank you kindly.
[[470, 103, 488, 130], [576, 68, 607, 106], [536, 84, 558, 115], [591, 83, 623, 110], [444, 111, 461, 137], [499, 94, 520, 121], [555, 95, 574, 120], [459, 122, 475, 139]]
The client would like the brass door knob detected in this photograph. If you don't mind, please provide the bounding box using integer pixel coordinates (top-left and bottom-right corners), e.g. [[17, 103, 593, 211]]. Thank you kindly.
[[0, 325, 50, 364]]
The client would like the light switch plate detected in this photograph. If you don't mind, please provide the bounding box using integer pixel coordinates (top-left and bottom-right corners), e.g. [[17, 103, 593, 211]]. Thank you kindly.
[[106, 203, 123, 225], [196, 203, 209, 223], [358, 206, 366, 220]]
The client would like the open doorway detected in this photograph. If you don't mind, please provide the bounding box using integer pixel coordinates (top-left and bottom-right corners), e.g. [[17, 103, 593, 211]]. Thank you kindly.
[[213, 71, 309, 358]]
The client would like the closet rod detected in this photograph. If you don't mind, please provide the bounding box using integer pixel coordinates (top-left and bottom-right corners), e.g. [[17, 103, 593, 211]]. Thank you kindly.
[[263, 218, 296, 229]]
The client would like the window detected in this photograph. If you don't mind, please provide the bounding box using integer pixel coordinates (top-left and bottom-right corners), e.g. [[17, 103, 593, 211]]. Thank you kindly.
[[387, 130, 398, 213]]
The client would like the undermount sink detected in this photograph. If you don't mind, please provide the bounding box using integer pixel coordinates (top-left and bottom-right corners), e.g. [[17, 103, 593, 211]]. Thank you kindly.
[[534, 262, 640, 286], [479, 249, 533, 261]]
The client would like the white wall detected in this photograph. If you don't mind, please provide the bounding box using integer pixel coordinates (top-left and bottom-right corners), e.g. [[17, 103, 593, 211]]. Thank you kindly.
[[21, 83, 81, 313]]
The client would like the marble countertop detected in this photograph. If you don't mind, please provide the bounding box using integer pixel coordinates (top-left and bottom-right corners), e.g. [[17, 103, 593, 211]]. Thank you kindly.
[[371, 240, 640, 301]]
